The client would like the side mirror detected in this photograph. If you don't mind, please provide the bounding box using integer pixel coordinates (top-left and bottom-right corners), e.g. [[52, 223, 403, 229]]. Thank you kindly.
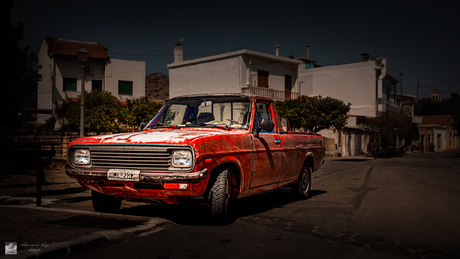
[[254, 118, 275, 138], [138, 122, 146, 132]]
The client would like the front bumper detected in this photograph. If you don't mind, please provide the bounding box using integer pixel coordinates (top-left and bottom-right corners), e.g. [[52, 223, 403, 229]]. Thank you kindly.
[[65, 166, 208, 184]]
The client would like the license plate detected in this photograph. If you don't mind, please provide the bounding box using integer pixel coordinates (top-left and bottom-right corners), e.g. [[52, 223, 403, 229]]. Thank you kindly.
[[107, 169, 140, 182]]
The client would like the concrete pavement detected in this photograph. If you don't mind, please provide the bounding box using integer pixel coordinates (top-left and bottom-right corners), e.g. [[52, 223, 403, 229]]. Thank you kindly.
[[0, 167, 169, 258]]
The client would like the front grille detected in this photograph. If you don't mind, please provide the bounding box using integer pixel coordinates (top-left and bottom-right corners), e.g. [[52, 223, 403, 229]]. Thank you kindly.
[[90, 146, 170, 170], [70, 145, 192, 171]]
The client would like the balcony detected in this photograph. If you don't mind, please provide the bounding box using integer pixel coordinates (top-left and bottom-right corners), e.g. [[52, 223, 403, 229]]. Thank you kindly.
[[378, 98, 403, 114], [242, 86, 299, 100]]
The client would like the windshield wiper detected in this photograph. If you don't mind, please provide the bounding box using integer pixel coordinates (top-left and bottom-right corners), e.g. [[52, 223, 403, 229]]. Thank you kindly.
[[146, 123, 180, 129], [205, 124, 230, 130], [184, 124, 230, 130]]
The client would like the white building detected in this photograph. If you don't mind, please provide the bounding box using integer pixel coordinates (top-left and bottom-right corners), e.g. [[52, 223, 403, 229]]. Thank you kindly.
[[297, 54, 401, 156], [418, 115, 459, 152], [298, 56, 401, 118], [37, 37, 145, 124], [167, 45, 302, 100]]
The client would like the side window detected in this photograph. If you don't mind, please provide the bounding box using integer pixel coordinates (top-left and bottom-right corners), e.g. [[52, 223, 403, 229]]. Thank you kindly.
[[92, 80, 103, 91], [63, 78, 77, 92], [118, 81, 133, 95], [253, 102, 273, 132]]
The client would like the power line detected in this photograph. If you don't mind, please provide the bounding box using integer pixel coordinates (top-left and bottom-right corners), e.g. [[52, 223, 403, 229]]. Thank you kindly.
[[444, 79, 460, 91], [418, 77, 460, 94], [420, 76, 460, 87]]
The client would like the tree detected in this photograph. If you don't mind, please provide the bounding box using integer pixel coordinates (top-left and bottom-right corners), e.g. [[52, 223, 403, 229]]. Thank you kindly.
[[1, 0, 42, 135], [360, 112, 412, 146], [125, 97, 163, 130], [55, 91, 126, 134], [414, 98, 446, 116], [276, 96, 351, 132]]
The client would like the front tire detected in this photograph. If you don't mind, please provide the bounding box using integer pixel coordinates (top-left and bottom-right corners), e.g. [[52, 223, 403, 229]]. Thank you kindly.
[[208, 167, 231, 220], [292, 165, 311, 199], [91, 191, 122, 213]]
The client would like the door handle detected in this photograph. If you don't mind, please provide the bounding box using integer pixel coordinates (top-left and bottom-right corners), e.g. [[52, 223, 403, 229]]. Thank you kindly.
[[274, 139, 281, 144]]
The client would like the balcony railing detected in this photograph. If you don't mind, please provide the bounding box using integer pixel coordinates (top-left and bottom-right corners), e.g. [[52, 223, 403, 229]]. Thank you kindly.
[[242, 86, 299, 100]]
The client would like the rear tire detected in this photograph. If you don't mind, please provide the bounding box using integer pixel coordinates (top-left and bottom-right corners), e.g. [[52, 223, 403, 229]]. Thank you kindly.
[[292, 164, 311, 199], [91, 191, 122, 213], [208, 167, 231, 220]]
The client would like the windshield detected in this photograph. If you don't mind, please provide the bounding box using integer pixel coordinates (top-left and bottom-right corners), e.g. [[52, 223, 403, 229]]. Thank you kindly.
[[147, 96, 252, 129]]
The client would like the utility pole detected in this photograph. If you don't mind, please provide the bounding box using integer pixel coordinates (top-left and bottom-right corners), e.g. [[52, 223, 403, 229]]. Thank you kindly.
[[77, 46, 89, 138], [417, 82, 420, 99], [400, 73, 403, 114]]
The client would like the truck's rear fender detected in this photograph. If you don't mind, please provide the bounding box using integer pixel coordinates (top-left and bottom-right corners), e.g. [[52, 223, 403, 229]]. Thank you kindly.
[[294, 153, 315, 182]]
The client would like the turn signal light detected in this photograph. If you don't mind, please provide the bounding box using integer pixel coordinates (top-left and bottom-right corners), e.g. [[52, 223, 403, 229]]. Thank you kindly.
[[164, 183, 189, 190]]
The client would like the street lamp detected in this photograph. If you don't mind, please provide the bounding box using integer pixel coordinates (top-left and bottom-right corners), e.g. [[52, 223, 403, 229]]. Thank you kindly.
[[77, 46, 89, 137]]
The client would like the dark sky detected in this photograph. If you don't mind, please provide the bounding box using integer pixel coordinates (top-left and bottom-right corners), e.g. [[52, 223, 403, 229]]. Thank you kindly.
[[11, 0, 460, 99]]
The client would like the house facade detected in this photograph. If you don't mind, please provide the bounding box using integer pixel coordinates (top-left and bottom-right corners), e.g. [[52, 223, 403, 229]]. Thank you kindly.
[[418, 115, 459, 152], [297, 56, 402, 156], [167, 45, 302, 100], [37, 37, 145, 124], [298, 57, 401, 118]]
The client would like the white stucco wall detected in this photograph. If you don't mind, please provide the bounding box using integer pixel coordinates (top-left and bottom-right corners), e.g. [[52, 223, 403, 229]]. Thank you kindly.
[[433, 127, 446, 151], [104, 59, 145, 100], [299, 61, 378, 117], [168, 50, 301, 99], [169, 56, 242, 98]]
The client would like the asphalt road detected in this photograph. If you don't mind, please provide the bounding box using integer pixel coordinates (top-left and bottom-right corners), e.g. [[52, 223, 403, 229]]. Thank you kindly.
[[61, 150, 460, 258]]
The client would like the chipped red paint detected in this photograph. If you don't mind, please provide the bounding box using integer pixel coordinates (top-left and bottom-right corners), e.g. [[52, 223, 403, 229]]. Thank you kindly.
[[65, 94, 325, 205]]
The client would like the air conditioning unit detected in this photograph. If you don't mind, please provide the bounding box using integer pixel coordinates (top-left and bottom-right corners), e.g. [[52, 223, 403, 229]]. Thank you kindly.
[[84, 66, 93, 74]]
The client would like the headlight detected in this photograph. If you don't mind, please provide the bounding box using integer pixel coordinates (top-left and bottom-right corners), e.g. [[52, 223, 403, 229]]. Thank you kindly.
[[172, 150, 192, 168], [73, 149, 91, 165]]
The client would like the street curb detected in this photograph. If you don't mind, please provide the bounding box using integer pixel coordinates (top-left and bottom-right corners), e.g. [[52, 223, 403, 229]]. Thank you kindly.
[[1, 205, 170, 258]]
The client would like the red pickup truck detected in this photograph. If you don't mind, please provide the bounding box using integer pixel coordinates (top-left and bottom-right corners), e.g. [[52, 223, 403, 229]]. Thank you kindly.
[[66, 94, 325, 219]]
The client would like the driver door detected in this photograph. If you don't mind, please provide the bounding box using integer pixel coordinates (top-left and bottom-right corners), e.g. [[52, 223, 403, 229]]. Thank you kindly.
[[250, 101, 283, 188]]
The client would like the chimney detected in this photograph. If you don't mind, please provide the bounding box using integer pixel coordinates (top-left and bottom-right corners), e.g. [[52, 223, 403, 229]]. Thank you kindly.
[[307, 44, 311, 59], [361, 53, 369, 62], [275, 45, 279, 56], [174, 45, 183, 63]]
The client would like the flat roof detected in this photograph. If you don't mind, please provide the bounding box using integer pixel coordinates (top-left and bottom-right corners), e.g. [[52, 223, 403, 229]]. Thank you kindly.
[[167, 49, 302, 68]]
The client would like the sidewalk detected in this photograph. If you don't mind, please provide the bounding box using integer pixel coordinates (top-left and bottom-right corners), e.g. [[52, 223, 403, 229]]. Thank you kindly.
[[0, 168, 169, 258]]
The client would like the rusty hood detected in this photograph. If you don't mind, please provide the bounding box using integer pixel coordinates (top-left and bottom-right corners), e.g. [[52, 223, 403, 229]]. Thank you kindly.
[[69, 128, 245, 146]]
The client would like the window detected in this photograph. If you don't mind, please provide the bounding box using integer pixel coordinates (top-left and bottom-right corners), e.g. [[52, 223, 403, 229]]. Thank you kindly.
[[63, 78, 77, 92], [153, 96, 251, 129], [258, 70, 269, 88], [92, 80, 102, 92], [118, 81, 133, 95], [253, 102, 273, 132], [285, 75, 292, 99]]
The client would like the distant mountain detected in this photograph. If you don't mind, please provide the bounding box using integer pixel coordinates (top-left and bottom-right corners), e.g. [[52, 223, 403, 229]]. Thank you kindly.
[[145, 72, 169, 103]]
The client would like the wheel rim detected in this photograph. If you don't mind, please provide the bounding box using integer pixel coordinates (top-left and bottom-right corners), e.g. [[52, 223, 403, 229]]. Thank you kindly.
[[301, 168, 310, 194]]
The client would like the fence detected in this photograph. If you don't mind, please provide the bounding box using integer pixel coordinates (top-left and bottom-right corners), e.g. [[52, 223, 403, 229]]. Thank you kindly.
[[14, 133, 80, 157], [242, 86, 299, 100]]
